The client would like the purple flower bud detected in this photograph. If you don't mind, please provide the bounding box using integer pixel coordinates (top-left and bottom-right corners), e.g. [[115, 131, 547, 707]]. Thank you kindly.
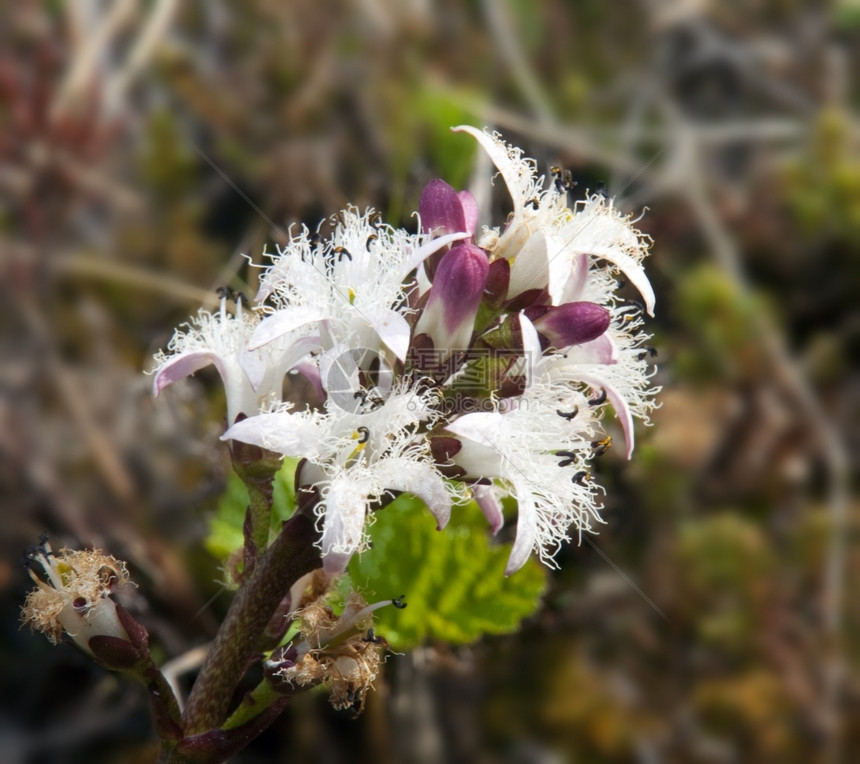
[[419, 180, 477, 280], [419, 179, 469, 237], [531, 301, 610, 349], [414, 243, 489, 357], [457, 190, 478, 238]]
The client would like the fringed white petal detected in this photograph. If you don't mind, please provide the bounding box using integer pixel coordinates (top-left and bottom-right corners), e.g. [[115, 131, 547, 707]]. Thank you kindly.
[[248, 306, 329, 351], [373, 458, 452, 530], [320, 478, 367, 574]]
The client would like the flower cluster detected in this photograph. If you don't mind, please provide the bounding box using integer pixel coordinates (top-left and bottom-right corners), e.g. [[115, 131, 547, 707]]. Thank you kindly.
[[152, 127, 658, 575]]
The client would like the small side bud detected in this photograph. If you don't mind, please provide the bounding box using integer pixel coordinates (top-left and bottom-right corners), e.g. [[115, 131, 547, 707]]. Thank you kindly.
[[530, 301, 610, 349]]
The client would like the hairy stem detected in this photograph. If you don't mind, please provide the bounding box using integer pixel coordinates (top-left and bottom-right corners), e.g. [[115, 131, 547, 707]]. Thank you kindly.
[[181, 495, 321, 736]]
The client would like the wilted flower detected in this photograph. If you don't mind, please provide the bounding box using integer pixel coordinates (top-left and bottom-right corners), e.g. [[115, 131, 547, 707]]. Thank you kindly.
[[21, 543, 132, 655], [265, 590, 398, 712]]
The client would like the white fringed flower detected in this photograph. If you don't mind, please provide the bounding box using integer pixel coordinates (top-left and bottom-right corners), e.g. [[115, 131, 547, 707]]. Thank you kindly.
[[249, 207, 467, 369], [445, 377, 602, 575], [223, 381, 456, 574], [452, 125, 655, 315], [151, 296, 305, 425]]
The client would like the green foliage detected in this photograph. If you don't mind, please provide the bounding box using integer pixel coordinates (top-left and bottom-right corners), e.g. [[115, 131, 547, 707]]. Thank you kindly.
[[348, 494, 546, 651], [674, 263, 768, 381], [206, 470, 545, 647], [782, 109, 860, 240], [835, 0, 860, 30], [672, 513, 774, 653], [139, 111, 198, 201], [205, 471, 248, 565]]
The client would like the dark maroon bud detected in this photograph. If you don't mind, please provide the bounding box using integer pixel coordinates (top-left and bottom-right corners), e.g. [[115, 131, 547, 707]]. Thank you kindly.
[[505, 288, 547, 312], [430, 436, 462, 464], [89, 635, 142, 670], [483, 258, 510, 306], [115, 603, 150, 651]]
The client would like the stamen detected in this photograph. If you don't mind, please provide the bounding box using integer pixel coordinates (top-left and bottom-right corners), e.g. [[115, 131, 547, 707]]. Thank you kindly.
[[591, 436, 612, 457], [345, 428, 370, 466], [588, 388, 607, 406], [321, 598, 405, 644], [551, 166, 575, 193], [571, 471, 590, 485], [555, 450, 578, 468], [556, 407, 579, 421]]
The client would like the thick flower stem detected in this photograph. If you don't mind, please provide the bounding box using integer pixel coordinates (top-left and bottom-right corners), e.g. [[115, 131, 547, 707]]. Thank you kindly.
[[243, 480, 274, 574], [230, 439, 282, 574], [180, 496, 322, 738]]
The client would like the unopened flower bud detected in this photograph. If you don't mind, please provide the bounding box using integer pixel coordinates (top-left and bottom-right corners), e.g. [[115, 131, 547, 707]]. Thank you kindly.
[[529, 301, 610, 349], [420, 179, 468, 237], [414, 243, 489, 358], [419, 179, 477, 279]]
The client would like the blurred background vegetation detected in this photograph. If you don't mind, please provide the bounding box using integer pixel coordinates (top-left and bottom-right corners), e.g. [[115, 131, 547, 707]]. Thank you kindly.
[[1, 1, 858, 762]]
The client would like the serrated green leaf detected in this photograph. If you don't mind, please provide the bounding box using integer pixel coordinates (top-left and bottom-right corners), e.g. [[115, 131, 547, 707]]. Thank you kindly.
[[347, 494, 546, 650], [204, 458, 300, 564]]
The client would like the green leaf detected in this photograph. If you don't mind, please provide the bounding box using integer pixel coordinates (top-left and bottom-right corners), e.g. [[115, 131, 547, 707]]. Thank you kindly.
[[204, 458, 300, 565], [347, 494, 546, 650], [205, 472, 249, 564]]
